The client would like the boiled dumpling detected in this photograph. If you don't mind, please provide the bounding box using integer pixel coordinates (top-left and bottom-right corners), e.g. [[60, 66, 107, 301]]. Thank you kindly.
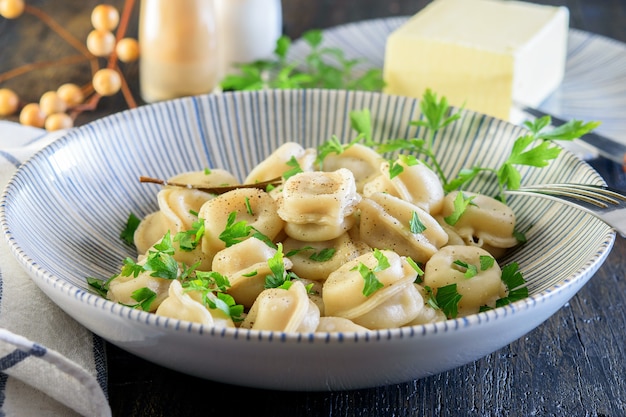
[[277, 168, 361, 241], [155, 280, 235, 328], [282, 232, 370, 281], [212, 237, 293, 308], [134, 187, 214, 255], [358, 192, 448, 264], [363, 160, 444, 214], [321, 143, 385, 192], [167, 169, 239, 189], [107, 259, 173, 312], [423, 245, 506, 317], [199, 188, 284, 264], [440, 191, 519, 258], [323, 250, 423, 329], [240, 280, 320, 332], [244, 142, 316, 184], [316, 317, 372, 333]]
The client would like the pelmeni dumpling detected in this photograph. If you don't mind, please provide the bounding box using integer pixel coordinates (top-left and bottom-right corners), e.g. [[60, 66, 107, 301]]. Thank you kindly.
[[107, 261, 173, 312], [134, 188, 214, 255], [155, 280, 235, 328], [134, 169, 238, 255], [211, 237, 293, 308], [277, 168, 361, 242], [440, 191, 519, 258], [363, 160, 444, 214], [244, 142, 317, 184], [167, 169, 239, 189], [321, 143, 385, 192], [316, 317, 372, 333], [358, 192, 448, 264], [323, 250, 423, 329], [199, 188, 284, 263], [406, 284, 447, 325], [282, 232, 370, 281], [240, 280, 320, 332], [423, 245, 506, 317]]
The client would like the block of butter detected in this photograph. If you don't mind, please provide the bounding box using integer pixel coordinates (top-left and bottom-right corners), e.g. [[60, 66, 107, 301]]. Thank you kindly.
[[383, 0, 569, 120]]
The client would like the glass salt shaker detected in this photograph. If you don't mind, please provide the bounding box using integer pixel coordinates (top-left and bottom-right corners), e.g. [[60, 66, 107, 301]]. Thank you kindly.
[[139, 0, 219, 103]]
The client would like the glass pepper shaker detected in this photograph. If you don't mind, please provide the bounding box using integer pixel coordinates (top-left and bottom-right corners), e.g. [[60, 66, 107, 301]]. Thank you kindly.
[[139, 0, 219, 103]]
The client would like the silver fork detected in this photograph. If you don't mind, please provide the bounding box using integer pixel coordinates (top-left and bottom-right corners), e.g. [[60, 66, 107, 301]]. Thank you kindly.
[[505, 183, 626, 238]]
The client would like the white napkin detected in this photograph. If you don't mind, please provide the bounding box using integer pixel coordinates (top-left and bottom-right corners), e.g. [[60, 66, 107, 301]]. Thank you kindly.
[[0, 121, 111, 417]]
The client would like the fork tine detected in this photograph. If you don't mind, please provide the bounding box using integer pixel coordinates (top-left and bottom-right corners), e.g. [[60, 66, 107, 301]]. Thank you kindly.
[[505, 183, 626, 237], [520, 183, 626, 204], [514, 184, 615, 208]]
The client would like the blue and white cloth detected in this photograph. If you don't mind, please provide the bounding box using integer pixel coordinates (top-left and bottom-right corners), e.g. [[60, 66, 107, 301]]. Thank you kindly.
[[0, 121, 110, 417]]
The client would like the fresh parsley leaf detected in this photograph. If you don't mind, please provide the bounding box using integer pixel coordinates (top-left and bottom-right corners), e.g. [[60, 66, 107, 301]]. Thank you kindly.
[[453, 260, 478, 278], [121, 257, 144, 278], [120, 213, 141, 246], [205, 292, 244, 322], [174, 218, 205, 251], [353, 249, 390, 296], [220, 29, 384, 93], [282, 156, 303, 180], [409, 211, 427, 234], [309, 247, 336, 262], [480, 255, 495, 271], [495, 262, 529, 307], [406, 257, 424, 283], [131, 287, 157, 311], [350, 108, 373, 145], [356, 262, 384, 296], [423, 285, 440, 310], [153, 231, 176, 254], [143, 251, 179, 279], [87, 275, 116, 297], [444, 192, 475, 226], [412, 89, 462, 133], [316, 135, 345, 167], [435, 283, 463, 318], [265, 243, 297, 288], [389, 161, 404, 179], [372, 249, 391, 271], [219, 212, 253, 247]]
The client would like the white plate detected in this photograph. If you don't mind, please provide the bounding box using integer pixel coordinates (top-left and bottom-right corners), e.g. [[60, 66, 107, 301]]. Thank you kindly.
[[0, 89, 614, 390], [289, 17, 626, 144]]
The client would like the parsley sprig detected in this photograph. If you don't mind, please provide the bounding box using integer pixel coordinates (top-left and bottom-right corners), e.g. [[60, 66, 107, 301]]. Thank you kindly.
[[220, 30, 384, 92], [348, 89, 599, 202]]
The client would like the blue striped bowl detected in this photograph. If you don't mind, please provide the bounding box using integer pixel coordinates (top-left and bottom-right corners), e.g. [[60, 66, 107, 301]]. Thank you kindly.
[[0, 89, 615, 390]]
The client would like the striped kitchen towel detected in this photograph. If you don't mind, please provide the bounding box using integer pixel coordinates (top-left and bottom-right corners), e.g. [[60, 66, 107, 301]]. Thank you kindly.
[[0, 121, 110, 417]]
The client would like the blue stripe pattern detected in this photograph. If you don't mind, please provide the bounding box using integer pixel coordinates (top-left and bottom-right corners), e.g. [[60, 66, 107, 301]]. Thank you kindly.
[[0, 345, 46, 372]]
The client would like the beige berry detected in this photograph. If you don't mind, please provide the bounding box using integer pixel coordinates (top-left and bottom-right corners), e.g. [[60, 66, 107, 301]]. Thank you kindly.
[[39, 91, 67, 116], [92, 68, 122, 96], [86, 29, 116, 57], [115, 38, 140, 63], [57, 83, 84, 107], [0, 88, 19, 116], [45, 113, 74, 131], [19, 103, 46, 128], [0, 0, 25, 19], [91, 4, 119, 31]]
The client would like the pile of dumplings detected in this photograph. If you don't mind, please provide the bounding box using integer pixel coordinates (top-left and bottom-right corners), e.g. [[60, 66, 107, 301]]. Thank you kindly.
[[106, 142, 520, 333]]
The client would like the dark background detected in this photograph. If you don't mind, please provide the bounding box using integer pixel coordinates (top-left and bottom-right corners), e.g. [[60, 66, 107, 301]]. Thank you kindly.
[[1, 1, 626, 416]]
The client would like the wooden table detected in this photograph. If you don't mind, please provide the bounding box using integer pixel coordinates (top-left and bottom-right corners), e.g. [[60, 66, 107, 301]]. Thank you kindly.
[[2, 1, 625, 416]]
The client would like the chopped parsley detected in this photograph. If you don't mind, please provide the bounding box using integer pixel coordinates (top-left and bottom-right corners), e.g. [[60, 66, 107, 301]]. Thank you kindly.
[[120, 212, 141, 246], [353, 249, 391, 297]]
